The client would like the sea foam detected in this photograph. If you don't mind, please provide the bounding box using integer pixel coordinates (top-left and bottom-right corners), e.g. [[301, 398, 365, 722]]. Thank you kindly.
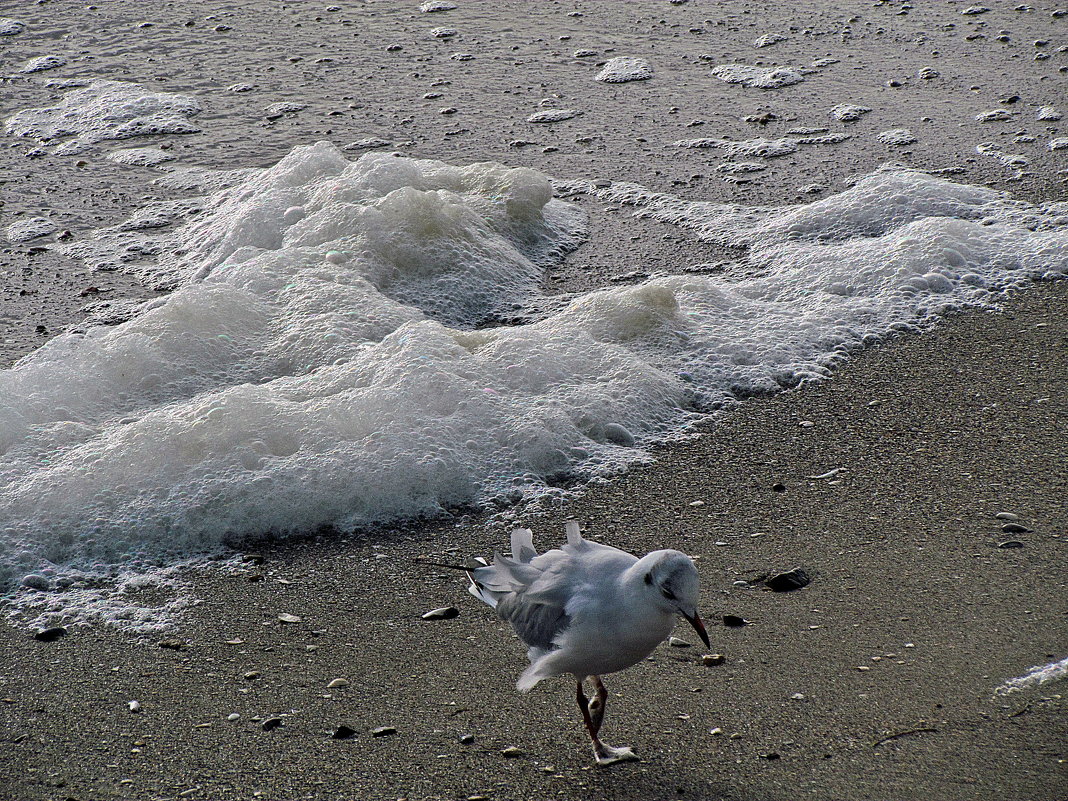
[[2, 144, 1067, 629]]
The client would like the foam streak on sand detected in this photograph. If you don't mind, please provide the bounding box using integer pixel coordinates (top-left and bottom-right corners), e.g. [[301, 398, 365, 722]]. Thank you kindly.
[[1, 144, 1067, 626]]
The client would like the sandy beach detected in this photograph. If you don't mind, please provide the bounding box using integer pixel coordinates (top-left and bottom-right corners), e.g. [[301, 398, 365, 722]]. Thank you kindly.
[[1, 2, 1067, 799]]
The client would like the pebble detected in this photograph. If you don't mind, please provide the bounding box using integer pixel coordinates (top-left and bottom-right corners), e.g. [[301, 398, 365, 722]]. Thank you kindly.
[[790, 693, 806, 701], [573, 49, 597, 58], [459, 733, 475, 744], [961, 5, 990, 14], [419, 1, 457, 11], [669, 636, 692, 648], [995, 512, 1020, 521], [227, 713, 241, 721], [21, 574, 51, 591], [764, 567, 811, 592], [723, 614, 749, 627], [526, 109, 581, 124], [421, 606, 459, 620], [243, 671, 261, 680], [917, 67, 940, 79], [261, 717, 283, 731], [703, 653, 726, 666], [501, 746, 524, 757], [157, 638, 185, 650], [326, 678, 350, 688], [450, 53, 474, 61], [439, 107, 458, 115], [709, 727, 723, 735], [595, 56, 653, 83], [277, 613, 302, 623], [371, 726, 397, 737], [876, 129, 917, 146], [997, 540, 1025, 549], [332, 724, 358, 739], [1001, 522, 1032, 533], [128, 700, 142, 712]]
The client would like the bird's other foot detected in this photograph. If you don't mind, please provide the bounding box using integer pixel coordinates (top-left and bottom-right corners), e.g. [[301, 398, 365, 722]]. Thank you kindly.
[[593, 743, 638, 767]]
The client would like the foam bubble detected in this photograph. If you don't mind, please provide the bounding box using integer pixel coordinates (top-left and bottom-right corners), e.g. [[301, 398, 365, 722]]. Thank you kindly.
[[527, 109, 581, 124], [0, 18, 25, 36], [675, 137, 799, 158], [106, 146, 177, 167], [710, 64, 805, 89], [4, 80, 201, 154], [19, 54, 66, 73], [595, 57, 653, 83], [5, 217, 58, 243], [3, 149, 1066, 630], [876, 128, 917, 146], [831, 104, 871, 122]]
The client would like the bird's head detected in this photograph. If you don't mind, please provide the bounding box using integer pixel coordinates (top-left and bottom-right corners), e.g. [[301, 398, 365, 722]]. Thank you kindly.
[[641, 549, 710, 648]]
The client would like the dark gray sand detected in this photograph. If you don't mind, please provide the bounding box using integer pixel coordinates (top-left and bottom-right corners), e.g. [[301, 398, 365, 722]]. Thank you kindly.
[[2, 2, 1067, 800]]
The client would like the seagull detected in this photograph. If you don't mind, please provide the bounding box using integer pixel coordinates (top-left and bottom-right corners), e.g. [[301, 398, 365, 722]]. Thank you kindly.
[[466, 521, 710, 766]]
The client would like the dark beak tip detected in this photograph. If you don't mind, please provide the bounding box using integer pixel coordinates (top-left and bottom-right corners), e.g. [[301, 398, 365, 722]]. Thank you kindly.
[[687, 612, 711, 649]]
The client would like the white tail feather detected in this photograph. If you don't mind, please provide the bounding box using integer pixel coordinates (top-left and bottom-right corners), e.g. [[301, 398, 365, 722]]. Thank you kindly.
[[565, 520, 582, 546]]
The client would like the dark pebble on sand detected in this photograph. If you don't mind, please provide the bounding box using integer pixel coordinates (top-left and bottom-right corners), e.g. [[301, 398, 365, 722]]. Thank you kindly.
[[262, 717, 283, 731], [764, 567, 811, 592], [332, 725, 357, 739], [459, 734, 475, 744], [371, 726, 397, 737], [157, 638, 185, 650], [772, 482, 786, 492], [33, 626, 67, 642], [997, 540, 1025, 549], [1001, 522, 1032, 533], [21, 574, 51, 591], [723, 615, 749, 628]]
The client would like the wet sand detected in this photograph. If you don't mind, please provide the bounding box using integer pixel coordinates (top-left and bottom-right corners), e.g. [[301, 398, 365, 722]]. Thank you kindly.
[[2, 2, 1067, 799]]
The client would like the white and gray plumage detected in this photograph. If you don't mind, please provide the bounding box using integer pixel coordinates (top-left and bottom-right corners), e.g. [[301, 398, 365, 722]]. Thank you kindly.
[[466, 521, 710, 766]]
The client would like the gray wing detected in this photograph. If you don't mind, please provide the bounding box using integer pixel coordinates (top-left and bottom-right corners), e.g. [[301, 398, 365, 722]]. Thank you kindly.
[[495, 592, 570, 652]]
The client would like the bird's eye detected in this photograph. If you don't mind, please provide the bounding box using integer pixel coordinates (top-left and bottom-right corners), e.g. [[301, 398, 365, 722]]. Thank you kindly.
[[661, 588, 676, 600], [644, 572, 653, 585]]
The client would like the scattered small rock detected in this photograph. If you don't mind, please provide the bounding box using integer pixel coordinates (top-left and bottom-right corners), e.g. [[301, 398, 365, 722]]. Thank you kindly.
[[332, 724, 358, 739], [157, 638, 185, 650], [327, 678, 350, 688], [277, 613, 302, 624], [371, 726, 397, 737], [722, 615, 749, 628], [430, 27, 457, 38], [459, 733, 475, 744], [421, 606, 459, 620], [764, 567, 811, 592], [261, 717, 283, 731], [128, 700, 142, 712], [703, 653, 726, 666], [501, 746, 525, 758], [669, 636, 692, 648], [419, 0, 457, 11], [997, 540, 1025, 549]]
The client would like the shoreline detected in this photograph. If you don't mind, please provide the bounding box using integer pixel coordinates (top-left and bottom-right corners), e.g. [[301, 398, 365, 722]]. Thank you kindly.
[[2, 280, 1065, 800]]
